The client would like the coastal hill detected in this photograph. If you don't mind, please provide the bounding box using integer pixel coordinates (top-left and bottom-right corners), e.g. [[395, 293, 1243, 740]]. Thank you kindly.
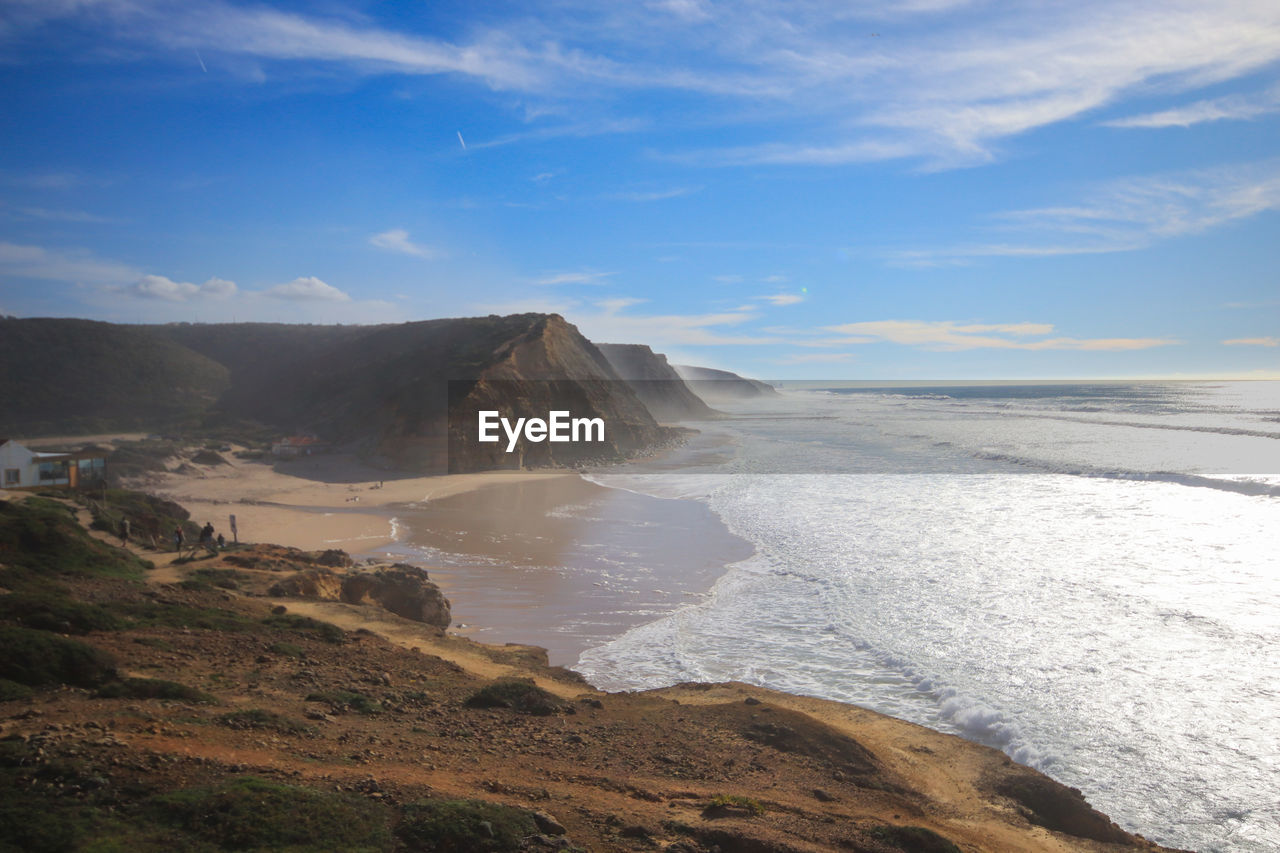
[[0, 489, 1184, 852], [674, 364, 777, 402], [596, 343, 720, 422], [0, 317, 231, 436], [2, 314, 685, 472]]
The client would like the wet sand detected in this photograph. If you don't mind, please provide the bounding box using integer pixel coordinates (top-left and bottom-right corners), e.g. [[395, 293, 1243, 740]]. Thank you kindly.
[[372, 474, 753, 667]]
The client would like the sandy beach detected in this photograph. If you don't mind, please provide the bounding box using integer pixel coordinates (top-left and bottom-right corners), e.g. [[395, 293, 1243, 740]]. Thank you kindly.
[[137, 447, 750, 667], [147, 448, 576, 553]]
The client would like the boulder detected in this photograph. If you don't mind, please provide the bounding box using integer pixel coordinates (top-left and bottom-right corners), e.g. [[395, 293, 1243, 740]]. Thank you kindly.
[[341, 567, 451, 629]]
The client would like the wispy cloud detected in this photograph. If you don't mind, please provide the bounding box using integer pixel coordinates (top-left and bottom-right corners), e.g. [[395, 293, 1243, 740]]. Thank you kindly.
[[1, 204, 118, 224], [605, 186, 701, 202], [757, 292, 804, 306], [264, 276, 351, 302], [571, 297, 772, 347], [774, 352, 857, 364], [895, 158, 1280, 264], [824, 320, 1177, 351], [1104, 86, 1280, 129], [1223, 336, 1280, 347], [0, 241, 139, 285], [532, 269, 617, 285], [369, 228, 442, 259], [13, 1, 1280, 167]]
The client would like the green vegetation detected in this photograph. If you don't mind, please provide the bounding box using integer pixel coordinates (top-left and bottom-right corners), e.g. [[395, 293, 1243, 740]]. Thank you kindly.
[[84, 489, 200, 549], [704, 794, 766, 817], [0, 589, 122, 634], [151, 777, 391, 852], [268, 641, 304, 658], [0, 625, 117, 687], [96, 678, 215, 704], [263, 612, 346, 644], [218, 709, 312, 735], [464, 678, 564, 716], [305, 689, 381, 715], [113, 601, 254, 633], [0, 316, 231, 436], [0, 498, 147, 581], [868, 825, 962, 853], [180, 568, 245, 591], [396, 799, 538, 853], [0, 679, 34, 702]]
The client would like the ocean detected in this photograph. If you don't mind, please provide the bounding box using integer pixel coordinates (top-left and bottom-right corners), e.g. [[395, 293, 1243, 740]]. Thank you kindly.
[[570, 381, 1280, 853]]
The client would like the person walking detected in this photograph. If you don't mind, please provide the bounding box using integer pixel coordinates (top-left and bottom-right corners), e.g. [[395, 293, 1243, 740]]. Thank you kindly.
[[173, 525, 185, 553], [119, 517, 131, 546]]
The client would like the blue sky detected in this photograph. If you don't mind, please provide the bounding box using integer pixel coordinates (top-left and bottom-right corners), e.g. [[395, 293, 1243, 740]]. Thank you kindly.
[[1, 0, 1278, 379]]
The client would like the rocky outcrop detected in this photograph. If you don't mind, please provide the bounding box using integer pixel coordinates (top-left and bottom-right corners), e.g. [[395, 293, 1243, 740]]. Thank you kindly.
[[596, 343, 720, 422], [674, 363, 777, 402], [339, 566, 451, 628], [269, 564, 451, 630]]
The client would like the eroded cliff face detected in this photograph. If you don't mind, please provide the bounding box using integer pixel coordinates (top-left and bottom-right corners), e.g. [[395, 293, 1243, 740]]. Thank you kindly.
[[596, 343, 720, 422], [674, 364, 778, 402], [442, 316, 678, 472]]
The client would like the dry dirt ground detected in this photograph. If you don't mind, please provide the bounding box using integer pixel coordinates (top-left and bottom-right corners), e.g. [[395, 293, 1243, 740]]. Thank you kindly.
[[0, 492, 1185, 853]]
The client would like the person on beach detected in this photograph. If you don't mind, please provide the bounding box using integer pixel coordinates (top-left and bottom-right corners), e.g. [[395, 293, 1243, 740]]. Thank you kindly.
[[199, 522, 216, 554], [216, 533, 225, 549], [119, 517, 130, 546], [173, 525, 185, 553]]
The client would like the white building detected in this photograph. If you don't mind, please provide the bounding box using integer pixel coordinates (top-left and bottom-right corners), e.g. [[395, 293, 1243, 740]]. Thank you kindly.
[[0, 439, 108, 489]]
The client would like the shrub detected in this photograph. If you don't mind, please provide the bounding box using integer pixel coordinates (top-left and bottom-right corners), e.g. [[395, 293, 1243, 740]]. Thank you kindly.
[[0, 625, 117, 687], [464, 678, 564, 716], [868, 825, 962, 853], [0, 590, 122, 634], [703, 794, 765, 817], [96, 678, 214, 704], [218, 709, 312, 735], [150, 777, 390, 851], [396, 799, 538, 853], [264, 612, 346, 644], [0, 679, 34, 702], [0, 499, 145, 581], [268, 641, 304, 658], [305, 689, 381, 715]]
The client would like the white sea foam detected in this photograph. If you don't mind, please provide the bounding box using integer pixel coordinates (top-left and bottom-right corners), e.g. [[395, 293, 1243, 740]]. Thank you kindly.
[[576, 381, 1280, 853]]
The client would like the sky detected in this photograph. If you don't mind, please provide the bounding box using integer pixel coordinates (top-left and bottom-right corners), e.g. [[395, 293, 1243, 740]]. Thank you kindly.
[[1, 0, 1278, 380]]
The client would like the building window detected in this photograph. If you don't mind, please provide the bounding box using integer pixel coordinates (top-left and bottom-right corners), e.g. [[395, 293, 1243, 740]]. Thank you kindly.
[[3, 469, 18, 486]]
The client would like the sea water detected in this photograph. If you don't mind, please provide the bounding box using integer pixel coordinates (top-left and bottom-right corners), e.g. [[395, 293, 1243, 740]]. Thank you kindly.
[[577, 381, 1280, 853]]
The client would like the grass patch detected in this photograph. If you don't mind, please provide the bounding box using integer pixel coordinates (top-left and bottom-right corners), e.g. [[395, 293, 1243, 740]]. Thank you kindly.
[[113, 601, 254, 633], [264, 612, 346, 644], [218, 709, 312, 735], [463, 678, 564, 716], [178, 568, 245, 592], [0, 625, 117, 688], [0, 679, 34, 702], [151, 777, 390, 851], [96, 678, 215, 704], [396, 799, 538, 853], [868, 825, 962, 852], [703, 794, 766, 818], [305, 689, 381, 715], [84, 488, 200, 550], [0, 498, 146, 581], [268, 641, 304, 658], [0, 589, 122, 634]]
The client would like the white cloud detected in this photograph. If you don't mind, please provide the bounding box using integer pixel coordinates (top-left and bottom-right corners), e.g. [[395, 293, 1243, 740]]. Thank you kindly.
[[567, 296, 772, 347], [265, 276, 351, 302], [369, 228, 441, 259], [1105, 86, 1280, 128], [774, 352, 857, 364], [757, 293, 804, 306], [533, 269, 616, 285], [16, 1, 1280, 167], [125, 274, 238, 301], [1223, 336, 1280, 347], [824, 320, 1177, 351]]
